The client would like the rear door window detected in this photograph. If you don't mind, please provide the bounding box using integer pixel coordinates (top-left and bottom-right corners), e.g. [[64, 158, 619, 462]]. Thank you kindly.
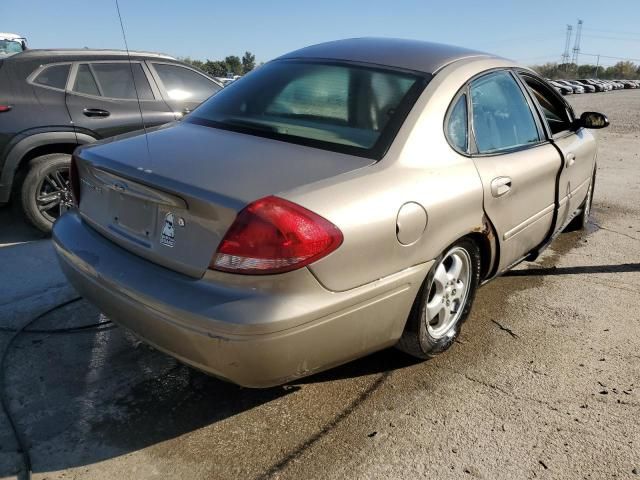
[[152, 63, 221, 102], [73, 64, 100, 96], [91, 63, 154, 100], [470, 71, 540, 154], [73, 63, 154, 100], [33, 64, 70, 90]]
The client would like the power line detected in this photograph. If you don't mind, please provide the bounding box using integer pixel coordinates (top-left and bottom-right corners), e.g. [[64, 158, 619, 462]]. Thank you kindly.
[[580, 52, 640, 62], [582, 33, 640, 43], [582, 27, 640, 37]]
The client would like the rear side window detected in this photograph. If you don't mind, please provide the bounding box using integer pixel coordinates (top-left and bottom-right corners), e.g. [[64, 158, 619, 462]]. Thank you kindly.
[[470, 71, 540, 154], [73, 63, 154, 100], [446, 94, 468, 152], [153, 63, 221, 102], [33, 64, 70, 90]]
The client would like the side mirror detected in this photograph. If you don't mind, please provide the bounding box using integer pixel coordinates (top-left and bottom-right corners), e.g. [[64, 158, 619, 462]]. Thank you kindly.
[[579, 111, 609, 129]]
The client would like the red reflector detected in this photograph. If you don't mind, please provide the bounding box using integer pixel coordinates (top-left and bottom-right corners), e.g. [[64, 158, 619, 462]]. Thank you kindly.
[[0, 105, 12, 112], [210, 196, 343, 275], [69, 155, 80, 207]]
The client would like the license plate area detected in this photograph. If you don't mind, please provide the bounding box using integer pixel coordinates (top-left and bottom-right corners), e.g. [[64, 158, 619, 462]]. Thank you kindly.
[[109, 191, 158, 241]]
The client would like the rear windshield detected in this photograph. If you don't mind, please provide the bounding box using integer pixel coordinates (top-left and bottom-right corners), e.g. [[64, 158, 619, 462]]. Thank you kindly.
[[187, 60, 429, 159]]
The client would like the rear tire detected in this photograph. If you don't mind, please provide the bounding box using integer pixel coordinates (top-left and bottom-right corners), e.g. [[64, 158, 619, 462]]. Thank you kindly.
[[396, 238, 481, 359], [565, 170, 595, 232], [20, 153, 72, 234]]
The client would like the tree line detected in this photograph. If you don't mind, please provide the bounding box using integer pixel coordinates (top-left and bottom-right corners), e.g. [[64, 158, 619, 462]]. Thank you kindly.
[[181, 51, 257, 77], [530, 60, 640, 80]]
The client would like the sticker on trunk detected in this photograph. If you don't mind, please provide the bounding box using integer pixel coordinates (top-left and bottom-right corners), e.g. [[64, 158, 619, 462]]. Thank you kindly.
[[160, 212, 176, 247]]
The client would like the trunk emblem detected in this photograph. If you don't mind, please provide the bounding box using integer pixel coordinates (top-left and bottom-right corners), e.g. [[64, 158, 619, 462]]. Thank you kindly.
[[160, 212, 176, 247]]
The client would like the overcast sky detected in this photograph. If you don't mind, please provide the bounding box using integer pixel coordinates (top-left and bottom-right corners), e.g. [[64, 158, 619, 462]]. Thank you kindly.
[[4, 0, 640, 66]]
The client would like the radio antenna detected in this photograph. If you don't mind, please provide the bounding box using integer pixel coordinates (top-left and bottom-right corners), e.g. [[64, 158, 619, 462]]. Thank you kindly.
[[114, 0, 151, 161]]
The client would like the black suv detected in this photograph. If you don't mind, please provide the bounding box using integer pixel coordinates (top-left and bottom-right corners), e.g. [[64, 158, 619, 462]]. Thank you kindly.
[[0, 49, 222, 232]]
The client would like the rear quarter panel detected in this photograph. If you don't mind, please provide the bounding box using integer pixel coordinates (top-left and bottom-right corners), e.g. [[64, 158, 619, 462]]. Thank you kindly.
[[0, 58, 73, 169], [284, 58, 512, 292]]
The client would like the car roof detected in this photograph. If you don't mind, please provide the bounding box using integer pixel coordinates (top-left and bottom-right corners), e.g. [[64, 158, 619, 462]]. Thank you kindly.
[[7, 48, 175, 62], [277, 37, 495, 74]]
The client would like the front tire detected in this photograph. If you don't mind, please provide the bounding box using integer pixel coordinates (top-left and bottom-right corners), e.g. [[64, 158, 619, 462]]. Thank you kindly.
[[396, 238, 481, 359], [20, 153, 73, 233]]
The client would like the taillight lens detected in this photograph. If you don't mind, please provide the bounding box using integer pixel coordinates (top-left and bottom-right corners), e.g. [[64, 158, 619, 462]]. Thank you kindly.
[[0, 105, 12, 113], [69, 155, 80, 207], [210, 196, 343, 275]]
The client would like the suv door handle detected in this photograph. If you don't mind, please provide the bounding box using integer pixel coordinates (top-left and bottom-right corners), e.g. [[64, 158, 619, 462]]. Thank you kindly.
[[491, 176, 512, 197], [83, 108, 110, 118], [565, 153, 576, 168]]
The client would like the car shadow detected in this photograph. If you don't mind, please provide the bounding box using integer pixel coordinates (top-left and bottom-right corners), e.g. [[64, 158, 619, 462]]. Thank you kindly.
[[3, 299, 422, 478], [503, 263, 640, 276]]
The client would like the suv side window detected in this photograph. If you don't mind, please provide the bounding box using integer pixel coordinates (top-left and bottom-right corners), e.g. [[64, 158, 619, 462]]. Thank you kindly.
[[73, 63, 154, 100], [520, 74, 574, 135], [33, 64, 70, 90], [74, 64, 100, 96], [153, 63, 221, 102], [470, 71, 540, 154], [446, 94, 468, 152]]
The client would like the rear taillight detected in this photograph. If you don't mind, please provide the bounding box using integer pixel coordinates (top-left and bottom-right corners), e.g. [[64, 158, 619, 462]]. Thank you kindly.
[[210, 196, 343, 275], [69, 155, 80, 207], [0, 105, 12, 113]]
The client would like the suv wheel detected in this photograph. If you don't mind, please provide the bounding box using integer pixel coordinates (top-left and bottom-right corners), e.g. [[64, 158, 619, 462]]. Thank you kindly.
[[21, 153, 73, 233]]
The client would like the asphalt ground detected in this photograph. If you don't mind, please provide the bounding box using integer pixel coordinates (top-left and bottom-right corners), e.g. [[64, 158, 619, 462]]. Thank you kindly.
[[0, 89, 638, 480]]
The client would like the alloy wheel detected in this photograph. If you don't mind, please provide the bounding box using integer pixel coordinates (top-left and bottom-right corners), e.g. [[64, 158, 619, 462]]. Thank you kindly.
[[425, 247, 472, 339], [35, 165, 72, 223]]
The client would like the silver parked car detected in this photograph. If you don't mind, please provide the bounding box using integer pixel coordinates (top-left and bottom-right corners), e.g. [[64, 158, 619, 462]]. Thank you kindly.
[[53, 38, 609, 387]]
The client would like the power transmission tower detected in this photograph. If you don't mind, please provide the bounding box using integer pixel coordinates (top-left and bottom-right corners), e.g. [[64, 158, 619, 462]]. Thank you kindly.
[[561, 25, 573, 69], [571, 19, 583, 68]]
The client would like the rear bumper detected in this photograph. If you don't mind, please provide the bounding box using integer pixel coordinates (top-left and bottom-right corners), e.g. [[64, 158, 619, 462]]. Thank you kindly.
[[53, 212, 431, 387]]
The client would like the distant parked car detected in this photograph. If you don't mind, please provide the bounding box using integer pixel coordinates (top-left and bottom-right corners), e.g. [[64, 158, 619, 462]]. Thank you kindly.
[[548, 80, 573, 95], [566, 80, 595, 93], [594, 80, 613, 91], [0, 33, 27, 58], [576, 79, 604, 92], [0, 49, 223, 232], [556, 80, 584, 94]]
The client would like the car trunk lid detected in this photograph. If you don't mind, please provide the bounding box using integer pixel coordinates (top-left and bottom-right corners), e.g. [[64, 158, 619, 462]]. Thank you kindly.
[[76, 122, 373, 278]]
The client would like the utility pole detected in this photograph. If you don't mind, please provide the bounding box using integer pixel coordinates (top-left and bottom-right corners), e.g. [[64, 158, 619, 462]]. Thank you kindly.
[[571, 19, 583, 71], [562, 25, 573, 70], [594, 54, 600, 78]]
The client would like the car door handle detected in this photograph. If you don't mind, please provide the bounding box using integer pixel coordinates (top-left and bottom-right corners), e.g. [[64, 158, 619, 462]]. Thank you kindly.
[[565, 153, 576, 168], [491, 176, 512, 197], [83, 108, 110, 118]]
